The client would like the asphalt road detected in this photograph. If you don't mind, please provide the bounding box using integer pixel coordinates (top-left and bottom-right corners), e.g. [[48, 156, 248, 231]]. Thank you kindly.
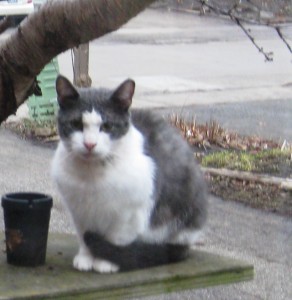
[[57, 8, 292, 142], [156, 98, 292, 142]]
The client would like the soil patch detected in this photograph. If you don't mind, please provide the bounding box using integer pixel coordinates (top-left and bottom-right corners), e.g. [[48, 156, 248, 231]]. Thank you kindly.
[[208, 174, 292, 217], [199, 144, 292, 218]]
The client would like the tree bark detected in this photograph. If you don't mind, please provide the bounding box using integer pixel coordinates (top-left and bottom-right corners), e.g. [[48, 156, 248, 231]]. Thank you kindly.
[[0, 0, 156, 124]]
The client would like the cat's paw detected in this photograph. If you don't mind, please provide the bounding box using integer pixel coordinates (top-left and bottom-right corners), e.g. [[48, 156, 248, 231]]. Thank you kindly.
[[93, 258, 119, 273], [73, 253, 94, 271]]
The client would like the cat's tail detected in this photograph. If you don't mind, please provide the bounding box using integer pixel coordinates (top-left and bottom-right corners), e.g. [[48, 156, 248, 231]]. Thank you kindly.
[[84, 231, 189, 272]]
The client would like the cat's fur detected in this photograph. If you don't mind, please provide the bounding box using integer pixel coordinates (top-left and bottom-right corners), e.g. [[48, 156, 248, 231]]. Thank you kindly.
[[51, 75, 208, 273]]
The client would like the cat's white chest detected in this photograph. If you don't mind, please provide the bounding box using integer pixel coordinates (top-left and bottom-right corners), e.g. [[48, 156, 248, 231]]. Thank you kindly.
[[52, 127, 155, 246]]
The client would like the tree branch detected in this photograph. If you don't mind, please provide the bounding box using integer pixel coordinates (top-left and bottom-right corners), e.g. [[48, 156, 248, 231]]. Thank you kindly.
[[0, 16, 13, 35], [198, 0, 273, 61], [233, 17, 273, 61], [275, 26, 292, 54], [0, 0, 156, 123]]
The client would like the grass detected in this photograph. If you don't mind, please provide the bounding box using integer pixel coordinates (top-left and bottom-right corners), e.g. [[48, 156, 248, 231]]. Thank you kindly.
[[201, 149, 292, 174], [202, 151, 255, 171]]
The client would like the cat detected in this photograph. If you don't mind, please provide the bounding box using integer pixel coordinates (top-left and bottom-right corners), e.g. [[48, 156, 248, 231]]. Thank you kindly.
[[51, 75, 208, 273]]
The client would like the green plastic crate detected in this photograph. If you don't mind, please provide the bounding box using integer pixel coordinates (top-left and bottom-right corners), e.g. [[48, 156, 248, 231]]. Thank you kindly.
[[28, 59, 59, 122]]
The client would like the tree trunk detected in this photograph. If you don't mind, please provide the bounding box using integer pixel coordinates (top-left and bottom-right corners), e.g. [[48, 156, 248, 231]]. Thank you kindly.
[[0, 0, 156, 124]]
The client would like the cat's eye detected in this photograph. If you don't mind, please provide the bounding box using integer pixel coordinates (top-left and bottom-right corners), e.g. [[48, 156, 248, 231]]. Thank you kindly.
[[100, 122, 114, 133], [71, 120, 83, 131]]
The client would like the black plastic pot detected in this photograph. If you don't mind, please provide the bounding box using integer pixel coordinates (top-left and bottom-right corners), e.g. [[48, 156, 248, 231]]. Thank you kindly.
[[1, 192, 53, 267]]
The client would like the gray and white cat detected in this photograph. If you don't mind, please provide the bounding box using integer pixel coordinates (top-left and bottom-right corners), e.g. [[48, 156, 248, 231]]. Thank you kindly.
[[51, 75, 208, 273]]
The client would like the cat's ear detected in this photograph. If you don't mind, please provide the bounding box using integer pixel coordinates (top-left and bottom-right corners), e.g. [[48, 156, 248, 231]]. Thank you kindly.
[[56, 75, 79, 109], [111, 79, 135, 112]]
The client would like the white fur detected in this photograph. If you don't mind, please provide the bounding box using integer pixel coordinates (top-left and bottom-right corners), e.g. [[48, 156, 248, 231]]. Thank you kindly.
[[51, 111, 156, 272], [82, 111, 102, 148], [70, 111, 112, 160], [73, 243, 119, 273]]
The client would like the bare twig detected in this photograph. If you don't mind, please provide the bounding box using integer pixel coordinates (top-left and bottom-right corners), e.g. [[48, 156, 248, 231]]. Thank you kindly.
[[199, 0, 259, 25], [233, 17, 273, 61], [198, 0, 289, 26], [198, 0, 274, 61], [169, 114, 280, 151], [275, 26, 292, 54]]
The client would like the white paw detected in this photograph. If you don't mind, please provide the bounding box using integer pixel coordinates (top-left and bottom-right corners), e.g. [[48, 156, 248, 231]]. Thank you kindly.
[[73, 253, 94, 271], [92, 258, 119, 273]]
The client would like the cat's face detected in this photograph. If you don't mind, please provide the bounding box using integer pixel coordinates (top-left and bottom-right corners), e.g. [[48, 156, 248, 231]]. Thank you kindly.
[[55, 76, 135, 162]]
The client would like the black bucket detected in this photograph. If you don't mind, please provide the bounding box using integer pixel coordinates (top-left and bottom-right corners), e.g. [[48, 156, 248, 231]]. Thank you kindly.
[[1, 192, 53, 267]]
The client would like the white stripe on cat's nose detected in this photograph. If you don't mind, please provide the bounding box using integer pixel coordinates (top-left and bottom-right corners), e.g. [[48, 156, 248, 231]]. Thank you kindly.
[[83, 110, 102, 126], [84, 142, 96, 151]]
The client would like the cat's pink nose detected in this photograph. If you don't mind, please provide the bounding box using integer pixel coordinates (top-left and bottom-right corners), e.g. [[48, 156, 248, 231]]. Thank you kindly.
[[84, 142, 96, 151]]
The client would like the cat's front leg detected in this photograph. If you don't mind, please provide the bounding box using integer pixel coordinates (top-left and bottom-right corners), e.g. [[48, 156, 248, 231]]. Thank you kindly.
[[74, 243, 119, 273], [73, 244, 95, 271]]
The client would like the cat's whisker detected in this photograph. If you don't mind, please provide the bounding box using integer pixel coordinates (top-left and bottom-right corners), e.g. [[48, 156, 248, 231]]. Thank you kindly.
[[56, 148, 76, 163]]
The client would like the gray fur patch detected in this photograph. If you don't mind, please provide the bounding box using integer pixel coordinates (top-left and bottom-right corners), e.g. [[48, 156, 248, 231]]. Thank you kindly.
[[131, 110, 208, 231]]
